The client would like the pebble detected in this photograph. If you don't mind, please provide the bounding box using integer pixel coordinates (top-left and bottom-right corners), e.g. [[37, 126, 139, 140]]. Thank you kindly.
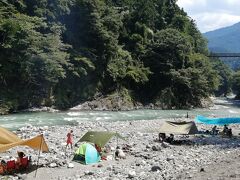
[[107, 166, 113, 171], [67, 163, 74, 168], [151, 166, 161, 172], [152, 146, 159, 151], [84, 171, 94, 175], [128, 170, 136, 178], [50, 163, 57, 168], [97, 164, 103, 168], [18, 173, 27, 179]]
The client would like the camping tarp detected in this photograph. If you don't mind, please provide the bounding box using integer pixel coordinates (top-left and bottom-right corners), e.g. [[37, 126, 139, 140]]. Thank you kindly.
[[78, 131, 125, 147], [0, 126, 49, 153], [195, 115, 240, 125], [159, 121, 198, 135], [73, 143, 100, 164]]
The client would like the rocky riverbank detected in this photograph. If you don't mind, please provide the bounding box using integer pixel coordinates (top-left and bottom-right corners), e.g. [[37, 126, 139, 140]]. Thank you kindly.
[[1, 93, 214, 115], [1, 119, 240, 180], [71, 97, 214, 111]]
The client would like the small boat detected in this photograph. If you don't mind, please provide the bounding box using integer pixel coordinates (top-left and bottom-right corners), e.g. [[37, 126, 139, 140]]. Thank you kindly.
[[195, 115, 240, 125]]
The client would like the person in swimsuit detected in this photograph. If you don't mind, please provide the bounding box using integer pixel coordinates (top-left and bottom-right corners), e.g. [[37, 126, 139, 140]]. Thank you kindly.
[[66, 130, 73, 149]]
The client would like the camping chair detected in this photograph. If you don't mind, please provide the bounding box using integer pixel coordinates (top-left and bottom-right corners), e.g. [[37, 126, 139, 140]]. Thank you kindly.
[[6, 160, 16, 174], [20, 157, 29, 170]]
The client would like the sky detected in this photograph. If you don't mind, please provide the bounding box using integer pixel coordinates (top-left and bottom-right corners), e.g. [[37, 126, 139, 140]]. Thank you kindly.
[[177, 0, 240, 33]]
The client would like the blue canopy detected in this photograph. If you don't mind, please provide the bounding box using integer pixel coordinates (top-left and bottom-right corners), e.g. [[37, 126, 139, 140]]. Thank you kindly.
[[195, 115, 240, 125]]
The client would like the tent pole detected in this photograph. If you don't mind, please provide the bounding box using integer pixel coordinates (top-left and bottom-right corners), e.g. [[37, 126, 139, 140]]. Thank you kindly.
[[34, 134, 43, 178], [115, 133, 119, 159], [117, 133, 119, 147]]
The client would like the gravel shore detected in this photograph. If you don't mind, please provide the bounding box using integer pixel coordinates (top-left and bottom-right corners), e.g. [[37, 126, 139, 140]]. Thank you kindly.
[[1, 119, 240, 180]]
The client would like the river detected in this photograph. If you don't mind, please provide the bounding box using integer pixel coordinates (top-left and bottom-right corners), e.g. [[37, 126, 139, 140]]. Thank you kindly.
[[1, 97, 240, 130]]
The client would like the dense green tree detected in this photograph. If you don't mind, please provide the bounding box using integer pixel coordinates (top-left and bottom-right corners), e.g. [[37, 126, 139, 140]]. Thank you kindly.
[[0, 0, 229, 113], [141, 29, 192, 99], [210, 57, 233, 96], [0, 1, 70, 111], [232, 71, 240, 99]]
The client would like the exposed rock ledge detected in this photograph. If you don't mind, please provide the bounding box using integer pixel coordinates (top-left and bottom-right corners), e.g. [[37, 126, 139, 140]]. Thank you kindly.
[[71, 96, 214, 111]]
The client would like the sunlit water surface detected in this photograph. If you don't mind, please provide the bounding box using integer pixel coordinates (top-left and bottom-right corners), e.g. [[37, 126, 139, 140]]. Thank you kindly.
[[1, 98, 240, 129]]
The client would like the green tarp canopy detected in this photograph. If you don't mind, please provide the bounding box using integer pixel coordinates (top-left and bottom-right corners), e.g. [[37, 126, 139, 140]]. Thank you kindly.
[[78, 131, 125, 147], [159, 121, 198, 135]]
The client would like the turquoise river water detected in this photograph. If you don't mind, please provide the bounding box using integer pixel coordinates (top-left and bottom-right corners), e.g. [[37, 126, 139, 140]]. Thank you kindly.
[[1, 98, 240, 129]]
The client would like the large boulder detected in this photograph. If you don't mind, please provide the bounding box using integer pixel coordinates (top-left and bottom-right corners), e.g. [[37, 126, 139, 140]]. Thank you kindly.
[[71, 89, 140, 111]]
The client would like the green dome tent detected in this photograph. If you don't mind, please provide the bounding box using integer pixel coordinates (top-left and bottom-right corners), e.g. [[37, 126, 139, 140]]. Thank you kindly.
[[73, 143, 100, 164]]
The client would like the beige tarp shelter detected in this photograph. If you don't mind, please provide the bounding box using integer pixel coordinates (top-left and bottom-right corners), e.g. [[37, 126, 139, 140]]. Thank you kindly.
[[0, 126, 49, 153], [78, 131, 125, 147], [159, 121, 198, 135]]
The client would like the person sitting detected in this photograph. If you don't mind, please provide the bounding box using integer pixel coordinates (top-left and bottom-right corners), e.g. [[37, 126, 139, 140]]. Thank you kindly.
[[95, 144, 102, 154], [222, 125, 233, 138], [16, 151, 26, 169], [115, 146, 126, 159], [0, 160, 6, 175], [211, 126, 218, 135], [165, 134, 174, 144], [227, 128, 233, 138], [17, 152, 25, 162], [0, 165, 4, 175], [223, 125, 228, 135], [158, 133, 166, 142]]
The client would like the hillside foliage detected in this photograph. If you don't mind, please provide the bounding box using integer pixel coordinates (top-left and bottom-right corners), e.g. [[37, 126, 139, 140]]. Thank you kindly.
[[0, 0, 232, 113]]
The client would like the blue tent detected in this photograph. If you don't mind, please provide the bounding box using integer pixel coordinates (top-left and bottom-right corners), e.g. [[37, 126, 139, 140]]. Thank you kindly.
[[195, 115, 240, 125], [73, 143, 100, 164]]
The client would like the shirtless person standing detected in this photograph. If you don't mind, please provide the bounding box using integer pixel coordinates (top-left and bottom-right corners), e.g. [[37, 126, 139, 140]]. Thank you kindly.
[[66, 130, 73, 149]]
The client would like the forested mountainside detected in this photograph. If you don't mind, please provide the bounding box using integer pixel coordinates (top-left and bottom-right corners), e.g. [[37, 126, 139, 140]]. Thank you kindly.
[[204, 22, 240, 70], [204, 22, 240, 53], [0, 0, 232, 114]]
